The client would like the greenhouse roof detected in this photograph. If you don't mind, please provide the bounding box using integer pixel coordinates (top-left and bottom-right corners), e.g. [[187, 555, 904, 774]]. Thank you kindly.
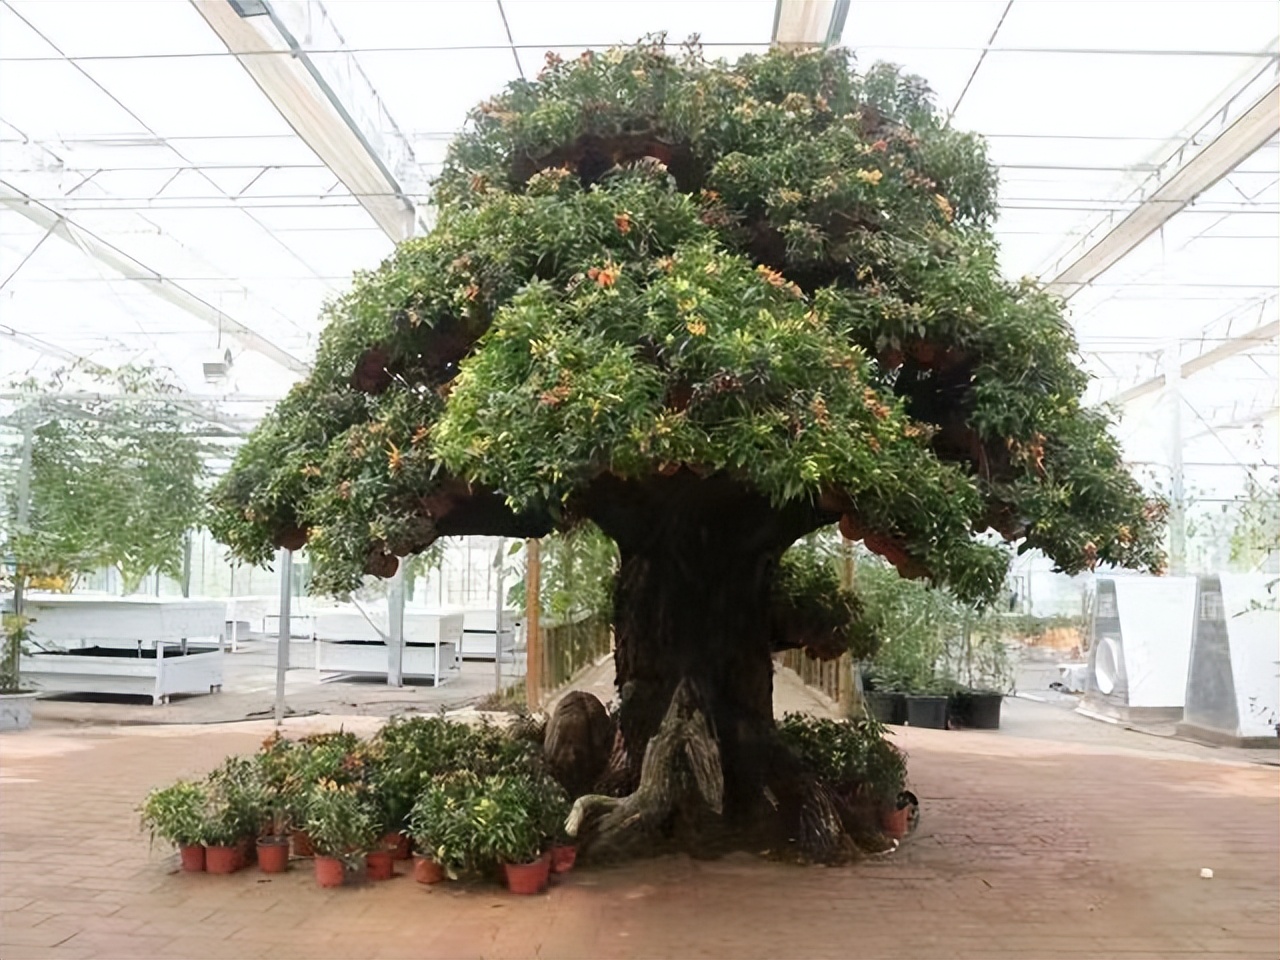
[[1, 0, 1275, 460]]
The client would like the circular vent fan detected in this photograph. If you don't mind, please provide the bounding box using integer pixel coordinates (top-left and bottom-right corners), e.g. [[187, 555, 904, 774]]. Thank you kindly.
[[1094, 635, 1121, 695]]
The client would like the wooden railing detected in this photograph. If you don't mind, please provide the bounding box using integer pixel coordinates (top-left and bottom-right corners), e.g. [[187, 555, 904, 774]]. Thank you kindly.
[[539, 613, 612, 697], [777, 649, 854, 711]]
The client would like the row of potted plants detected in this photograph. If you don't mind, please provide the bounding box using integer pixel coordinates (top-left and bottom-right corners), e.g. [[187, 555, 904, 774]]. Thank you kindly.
[[139, 718, 574, 893], [862, 677, 1005, 731]]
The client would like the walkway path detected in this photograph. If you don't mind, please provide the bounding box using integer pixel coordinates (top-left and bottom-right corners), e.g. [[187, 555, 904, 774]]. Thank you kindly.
[[2, 684, 1275, 959]]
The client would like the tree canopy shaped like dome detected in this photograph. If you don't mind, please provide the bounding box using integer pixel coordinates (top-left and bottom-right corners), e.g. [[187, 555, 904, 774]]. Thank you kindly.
[[208, 40, 1165, 601]]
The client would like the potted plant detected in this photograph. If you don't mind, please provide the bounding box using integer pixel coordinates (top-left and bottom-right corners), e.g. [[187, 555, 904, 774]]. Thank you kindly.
[[205, 756, 263, 870], [861, 665, 907, 725], [777, 713, 911, 840], [363, 742, 417, 861], [946, 616, 1012, 730], [287, 730, 364, 857], [252, 736, 294, 873], [0, 613, 39, 732], [407, 779, 462, 884], [202, 799, 247, 875], [139, 780, 209, 872], [476, 776, 551, 895], [304, 780, 378, 887], [905, 677, 953, 730]]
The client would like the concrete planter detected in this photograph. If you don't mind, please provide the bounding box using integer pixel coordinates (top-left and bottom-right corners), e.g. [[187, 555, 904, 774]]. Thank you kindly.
[[0, 691, 40, 731]]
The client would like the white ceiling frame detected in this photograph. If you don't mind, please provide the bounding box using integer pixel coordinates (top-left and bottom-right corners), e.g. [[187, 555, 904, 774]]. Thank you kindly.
[[193, 0, 427, 243], [772, 0, 849, 48], [0, 180, 311, 376], [1045, 64, 1280, 299]]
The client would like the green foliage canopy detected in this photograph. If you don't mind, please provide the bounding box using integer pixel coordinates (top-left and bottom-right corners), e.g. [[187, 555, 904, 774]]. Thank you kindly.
[[209, 40, 1164, 602]]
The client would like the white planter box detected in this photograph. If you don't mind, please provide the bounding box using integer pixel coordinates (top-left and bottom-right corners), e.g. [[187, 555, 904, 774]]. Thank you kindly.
[[459, 608, 519, 661], [315, 638, 458, 685], [314, 608, 464, 644], [20, 644, 224, 705], [16, 595, 227, 649]]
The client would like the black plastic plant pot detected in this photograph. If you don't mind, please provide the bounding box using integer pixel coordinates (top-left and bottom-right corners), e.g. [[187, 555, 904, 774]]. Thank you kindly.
[[963, 692, 1003, 729], [905, 695, 949, 729], [865, 690, 907, 725]]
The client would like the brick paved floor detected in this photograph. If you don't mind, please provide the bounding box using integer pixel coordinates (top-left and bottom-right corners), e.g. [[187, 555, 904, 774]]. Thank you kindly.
[[2, 685, 1276, 959]]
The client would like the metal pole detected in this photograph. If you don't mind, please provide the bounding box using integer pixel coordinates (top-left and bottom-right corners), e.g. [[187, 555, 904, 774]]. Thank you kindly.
[[274, 548, 293, 726], [8, 417, 34, 690], [1165, 343, 1187, 575], [525, 538, 541, 711], [493, 537, 506, 695], [387, 559, 405, 687]]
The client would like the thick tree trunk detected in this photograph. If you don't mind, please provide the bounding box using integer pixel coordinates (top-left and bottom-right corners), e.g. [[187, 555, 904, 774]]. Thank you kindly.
[[575, 472, 855, 862]]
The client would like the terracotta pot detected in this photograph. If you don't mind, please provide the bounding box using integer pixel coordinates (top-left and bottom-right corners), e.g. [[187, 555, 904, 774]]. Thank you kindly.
[[179, 844, 205, 873], [413, 854, 445, 885], [366, 849, 394, 882], [880, 805, 909, 840], [314, 855, 346, 888], [257, 838, 290, 874], [291, 829, 315, 858], [205, 845, 240, 875], [383, 831, 411, 861], [550, 844, 577, 874], [504, 859, 547, 895]]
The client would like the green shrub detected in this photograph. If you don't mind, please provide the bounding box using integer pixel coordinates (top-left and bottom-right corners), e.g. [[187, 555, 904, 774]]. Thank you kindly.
[[777, 713, 906, 804]]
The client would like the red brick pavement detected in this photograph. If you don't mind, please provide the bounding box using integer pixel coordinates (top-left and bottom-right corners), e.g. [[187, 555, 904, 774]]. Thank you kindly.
[[1, 717, 1276, 960]]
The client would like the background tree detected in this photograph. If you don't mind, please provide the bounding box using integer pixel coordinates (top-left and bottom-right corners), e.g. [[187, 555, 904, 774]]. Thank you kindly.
[[3, 363, 207, 594], [209, 41, 1164, 860]]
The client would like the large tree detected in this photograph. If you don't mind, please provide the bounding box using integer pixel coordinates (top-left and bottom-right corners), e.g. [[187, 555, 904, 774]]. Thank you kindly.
[[209, 42, 1164, 860]]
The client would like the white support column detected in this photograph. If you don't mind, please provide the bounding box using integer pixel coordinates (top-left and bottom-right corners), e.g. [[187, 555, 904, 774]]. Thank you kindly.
[[274, 549, 293, 726], [1164, 345, 1187, 576], [493, 537, 506, 696], [386, 561, 406, 687]]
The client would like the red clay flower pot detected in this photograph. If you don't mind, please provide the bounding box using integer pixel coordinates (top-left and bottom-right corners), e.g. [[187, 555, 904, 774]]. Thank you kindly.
[[550, 844, 577, 874], [383, 831, 410, 860], [503, 860, 547, 895], [314, 855, 345, 888], [257, 838, 290, 874], [179, 844, 205, 872], [291, 829, 315, 858], [413, 854, 445, 885], [880, 805, 909, 840], [366, 849, 394, 881], [205, 845, 240, 875]]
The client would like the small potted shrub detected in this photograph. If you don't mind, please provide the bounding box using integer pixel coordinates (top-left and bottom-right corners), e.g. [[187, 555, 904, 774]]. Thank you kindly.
[[0, 613, 39, 732], [205, 756, 263, 870], [139, 780, 209, 872], [304, 781, 378, 887], [476, 774, 561, 895], [286, 730, 366, 857], [407, 777, 467, 884], [253, 734, 295, 873], [202, 799, 247, 874]]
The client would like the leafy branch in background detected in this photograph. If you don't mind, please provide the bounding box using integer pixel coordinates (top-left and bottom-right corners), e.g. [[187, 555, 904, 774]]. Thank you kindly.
[[1, 363, 208, 594]]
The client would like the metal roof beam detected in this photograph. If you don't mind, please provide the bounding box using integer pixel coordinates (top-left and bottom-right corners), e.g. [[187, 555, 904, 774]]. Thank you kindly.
[[192, 0, 426, 242], [1046, 65, 1280, 299], [772, 0, 849, 48], [0, 180, 310, 376], [1108, 318, 1279, 406]]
